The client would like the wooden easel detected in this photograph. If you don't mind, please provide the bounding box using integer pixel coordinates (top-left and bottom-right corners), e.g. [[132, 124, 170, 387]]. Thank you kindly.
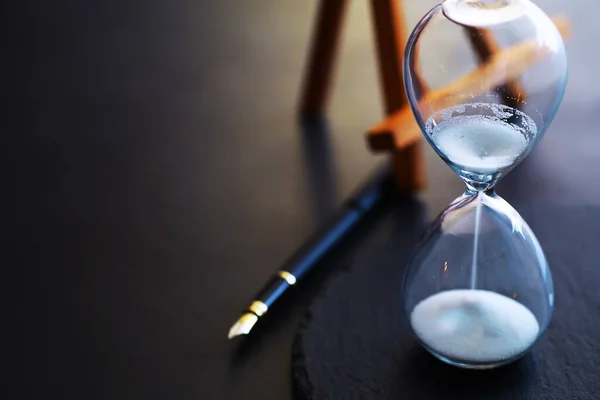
[[299, 0, 570, 190]]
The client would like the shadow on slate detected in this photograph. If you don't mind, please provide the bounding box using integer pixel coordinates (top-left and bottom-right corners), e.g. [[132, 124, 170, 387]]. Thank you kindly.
[[292, 205, 600, 400]]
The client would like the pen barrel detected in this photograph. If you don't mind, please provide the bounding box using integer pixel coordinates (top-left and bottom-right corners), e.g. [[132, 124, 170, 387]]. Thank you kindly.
[[255, 275, 291, 308], [233, 166, 393, 336], [283, 174, 388, 279], [247, 209, 364, 316], [284, 208, 362, 280]]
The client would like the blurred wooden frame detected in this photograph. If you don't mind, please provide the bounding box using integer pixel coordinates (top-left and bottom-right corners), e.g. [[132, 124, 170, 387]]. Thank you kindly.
[[299, 0, 571, 190]]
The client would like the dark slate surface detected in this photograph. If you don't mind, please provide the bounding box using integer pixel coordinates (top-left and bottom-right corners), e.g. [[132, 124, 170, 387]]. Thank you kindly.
[[293, 205, 600, 400]]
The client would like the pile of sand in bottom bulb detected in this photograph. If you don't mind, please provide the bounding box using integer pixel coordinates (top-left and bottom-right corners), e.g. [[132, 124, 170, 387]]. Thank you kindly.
[[410, 289, 540, 363]]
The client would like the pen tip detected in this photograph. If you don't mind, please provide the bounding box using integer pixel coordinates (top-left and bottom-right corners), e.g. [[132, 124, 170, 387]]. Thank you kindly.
[[227, 313, 259, 339]]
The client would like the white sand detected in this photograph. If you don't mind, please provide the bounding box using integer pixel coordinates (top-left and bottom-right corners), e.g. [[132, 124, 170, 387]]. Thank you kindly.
[[410, 289, 539, 363], [431, 117, 528, 173]]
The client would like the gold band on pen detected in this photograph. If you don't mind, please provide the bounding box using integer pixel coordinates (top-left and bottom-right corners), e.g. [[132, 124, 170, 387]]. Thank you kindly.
[[239, 313, 258, 326], [249, 300, 268, 316], [278, 270, 297, 285]]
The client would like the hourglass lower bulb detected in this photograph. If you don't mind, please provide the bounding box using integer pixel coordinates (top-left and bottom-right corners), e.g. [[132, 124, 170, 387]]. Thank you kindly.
[[402, 0, 567, 369]]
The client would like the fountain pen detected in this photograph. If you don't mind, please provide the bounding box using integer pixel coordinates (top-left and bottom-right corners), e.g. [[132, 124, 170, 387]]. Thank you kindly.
[[228, 165, 392, 339]]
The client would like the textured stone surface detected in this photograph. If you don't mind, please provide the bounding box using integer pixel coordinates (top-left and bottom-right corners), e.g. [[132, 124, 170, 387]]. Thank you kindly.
[[293, 205, 600, 400]]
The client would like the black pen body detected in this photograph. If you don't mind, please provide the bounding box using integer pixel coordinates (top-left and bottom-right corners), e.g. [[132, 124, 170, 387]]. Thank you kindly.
[[241, 166, 392, 320]]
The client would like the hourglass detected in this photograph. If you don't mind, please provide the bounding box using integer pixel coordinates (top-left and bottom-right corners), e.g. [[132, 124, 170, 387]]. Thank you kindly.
[[402, 0, 567, 369]]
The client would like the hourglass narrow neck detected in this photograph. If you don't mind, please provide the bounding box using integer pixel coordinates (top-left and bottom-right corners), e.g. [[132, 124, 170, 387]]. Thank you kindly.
[[465, 185, 497, 197], [450, 162, 507, 194]]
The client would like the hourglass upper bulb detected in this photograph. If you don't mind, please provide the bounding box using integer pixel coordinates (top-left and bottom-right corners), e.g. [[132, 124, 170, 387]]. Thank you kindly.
[[403, 0, 567, 188]]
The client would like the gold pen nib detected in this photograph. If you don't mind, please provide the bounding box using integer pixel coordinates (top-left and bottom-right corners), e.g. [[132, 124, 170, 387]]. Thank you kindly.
[[227, 313, 259, 339]]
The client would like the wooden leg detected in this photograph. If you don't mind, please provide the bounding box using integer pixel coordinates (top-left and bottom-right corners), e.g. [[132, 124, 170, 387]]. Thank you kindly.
[[370, 0, 425, 190], [299, 0, 349, 116], [465, 27, 523, 108], [393, 142, 426, 191], [369, 0, 409, 114]]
